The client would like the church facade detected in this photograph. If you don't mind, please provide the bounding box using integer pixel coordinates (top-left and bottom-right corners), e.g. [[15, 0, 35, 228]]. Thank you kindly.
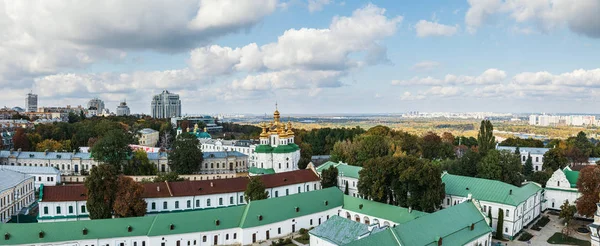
[[252, 108, 300, 175]]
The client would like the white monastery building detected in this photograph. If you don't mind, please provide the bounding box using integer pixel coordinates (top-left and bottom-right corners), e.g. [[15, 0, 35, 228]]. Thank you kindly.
[[545, 167, 581, 211], [0, 165, 60, 190], [0, 169, 35, 223]]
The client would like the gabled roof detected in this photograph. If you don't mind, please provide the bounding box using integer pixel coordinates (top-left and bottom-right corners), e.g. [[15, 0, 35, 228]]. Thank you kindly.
[[0, 188, 344, 245], [563, 167, 579, 188], [240, 187, 343, 228], [309, 215, 377, 245], [442, 173, 542, 206], [316, 161, 362, 179], [0, 169, 33, 193], [41, 170, 320, 202], [344, 201, 493, 246], [0, 165, 60, 175], [343, 195, 427, 224]]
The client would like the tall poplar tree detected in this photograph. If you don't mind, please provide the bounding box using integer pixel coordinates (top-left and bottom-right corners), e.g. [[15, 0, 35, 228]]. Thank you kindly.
[[477, 120, 495, 154]]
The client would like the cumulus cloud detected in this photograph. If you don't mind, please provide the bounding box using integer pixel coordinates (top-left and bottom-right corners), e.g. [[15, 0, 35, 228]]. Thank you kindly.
[[392, 68, 507, 86], [411, 61, 441, 72], [465, 0, 600, 38], [190, 4, 402, 90], [415, 20, 459, 37], [0, 0, 279, 85], [400, 87, 463, 100]]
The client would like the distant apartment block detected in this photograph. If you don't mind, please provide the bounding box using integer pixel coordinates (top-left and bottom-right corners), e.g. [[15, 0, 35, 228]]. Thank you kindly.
[[151, 90, 181, 118], [25, 92, 37, 112], [529, 114, 597, 127]]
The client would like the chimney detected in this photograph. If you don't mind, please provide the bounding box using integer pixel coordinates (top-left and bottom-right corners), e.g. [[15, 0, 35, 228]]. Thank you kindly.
[[210, 182, 213, 187], [509, 189, 512, 195], [44, 149, 48, 156], [408, 207, 412, 213], [157, 186, 160, 192]]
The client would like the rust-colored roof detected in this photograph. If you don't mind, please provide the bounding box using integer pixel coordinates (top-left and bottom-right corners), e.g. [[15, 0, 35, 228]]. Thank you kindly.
[[41, 170, 320, 201], [42, 185, 88, 201], [260, 169, 320, 188]]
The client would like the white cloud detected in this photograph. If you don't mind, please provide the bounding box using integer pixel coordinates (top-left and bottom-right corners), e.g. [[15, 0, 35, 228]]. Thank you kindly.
[[415, 20, 459, 37], [392, 68, 507, 86], [411, 61, 441, 72], [400, 87, 463, 100], [0, 0, 279, 85], [465, 0, 600, 38], [308, 0, 333, 12], [190, 4, 402, 90]]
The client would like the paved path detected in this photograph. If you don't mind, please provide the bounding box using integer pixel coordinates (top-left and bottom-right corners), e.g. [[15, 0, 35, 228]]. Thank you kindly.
[[492, 212, 591, 246]]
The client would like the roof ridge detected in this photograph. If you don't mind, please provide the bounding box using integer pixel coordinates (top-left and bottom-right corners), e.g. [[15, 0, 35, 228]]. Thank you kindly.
[[239, 202, 250, 227], [165, 181, 173, 197], [145, 215, 160, 236]]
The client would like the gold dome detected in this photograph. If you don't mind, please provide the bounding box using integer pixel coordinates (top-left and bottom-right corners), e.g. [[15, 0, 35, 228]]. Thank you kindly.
[[286, 121, 294, 135], [259, 123, 269, 138]]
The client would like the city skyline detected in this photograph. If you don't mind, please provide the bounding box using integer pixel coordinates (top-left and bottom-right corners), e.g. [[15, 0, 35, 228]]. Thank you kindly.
[[0, 1, 598, 114]]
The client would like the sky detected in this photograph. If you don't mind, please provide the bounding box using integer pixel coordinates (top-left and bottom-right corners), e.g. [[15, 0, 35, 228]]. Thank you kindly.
[[1, 0, 599, 115]]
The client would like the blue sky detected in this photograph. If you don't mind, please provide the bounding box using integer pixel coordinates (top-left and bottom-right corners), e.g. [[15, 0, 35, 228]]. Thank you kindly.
[[1, 0, 599, 115]]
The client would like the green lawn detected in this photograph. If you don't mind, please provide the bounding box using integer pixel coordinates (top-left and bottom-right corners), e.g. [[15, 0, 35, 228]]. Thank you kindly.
[[547, 232, 590, 246]]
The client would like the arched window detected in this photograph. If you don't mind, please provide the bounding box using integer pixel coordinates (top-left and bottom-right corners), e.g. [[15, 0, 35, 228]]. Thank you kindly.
[[278, 163, 281, 169], [346, 212, 351, 219], [219, 198, 223, 205], [175, 201, 179, 209]]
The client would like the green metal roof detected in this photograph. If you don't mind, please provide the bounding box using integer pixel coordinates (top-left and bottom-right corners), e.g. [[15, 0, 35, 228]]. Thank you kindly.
[[442, 173, 542, 206], [254, 144, 299, 154], [344, 201, 492, 246], [248, 166, 276, 175], [240, 187, 343, 228], [343, 195, 427, 224], [309, 215, 371, 245], [254, 144, 274, 153], [0, 188, 344, 245], [563, 169, 579, 188], [316, 161, 362, 179]]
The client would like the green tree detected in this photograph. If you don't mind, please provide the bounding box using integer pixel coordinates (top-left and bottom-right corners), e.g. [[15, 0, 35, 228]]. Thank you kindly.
[[420, 132, 453, 160], [559, 200, 576, 225], [244, 176, 269, 202], [496, 209, 504, 239], [514, 147, 520, 155], [68, 112, 80, 123], [477, 150, 522, 186], [455, 150, 480, 177], [152, 172, 184, 182], [12, 128, 30, 151], [523, 154, 534, 177], [90, 129, 132, 168], [168, 133, 203, 174], [85, 164, 118, 219], [477, 120, 495, 154], [321, 166, 339, 188], [530, 170, 552, 187], [543, 148, 568, 171], [113, 176, 147, 218], [123, 150, 158, 175], [35, 139, 65, 152], [358, 156, 397, 203]]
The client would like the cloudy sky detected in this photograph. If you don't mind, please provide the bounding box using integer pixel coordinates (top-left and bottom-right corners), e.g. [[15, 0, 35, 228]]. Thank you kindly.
[[1, 0, 599, 115]]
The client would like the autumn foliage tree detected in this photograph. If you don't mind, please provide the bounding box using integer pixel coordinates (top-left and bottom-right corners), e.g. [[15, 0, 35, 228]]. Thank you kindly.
[[85, 164, 118, 219], [12, 128, 30, 150], [113, 176, 147, 218], [35, 139, 64, 152], [576, 165, 600, 217]]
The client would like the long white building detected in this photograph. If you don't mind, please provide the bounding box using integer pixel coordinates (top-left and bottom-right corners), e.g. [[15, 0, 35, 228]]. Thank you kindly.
[[0, 166, 60, 190], [37, 169, 321, 222], [0, 169, 35, 223], [441, 172, 543, 238], [0, 186, 494, 246], [0, 150, 248, 176], [313, 161, 361, 198]]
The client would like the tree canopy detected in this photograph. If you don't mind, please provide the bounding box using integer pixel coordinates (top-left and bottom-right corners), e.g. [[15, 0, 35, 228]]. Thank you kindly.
[[321, 166, 339, 188], [168, 133, 203, 174], [113, 176, 147, 218], [123, 150, 157, 175], [85, 164, 118, 219], [576, 165, 600, 217], [244, 176, 269, 202], [476, 150, 522, 186], [542, 148, 569, 171], [90, 129, 133, 168], [477, 120, 495, 154]]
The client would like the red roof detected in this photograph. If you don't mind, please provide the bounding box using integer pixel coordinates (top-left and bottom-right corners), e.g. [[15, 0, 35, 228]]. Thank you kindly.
[[41, 170, 320, 201]]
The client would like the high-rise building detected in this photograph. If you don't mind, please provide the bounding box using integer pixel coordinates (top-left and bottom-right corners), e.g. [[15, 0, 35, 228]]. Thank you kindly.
[[151, 90, 181, 118], [87, 98, 105, 114], [116, 100, 130, 116], [26, 92, 38, 112]]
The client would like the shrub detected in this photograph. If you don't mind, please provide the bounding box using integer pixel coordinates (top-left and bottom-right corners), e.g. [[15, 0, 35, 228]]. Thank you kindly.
[[537, 216, 550, 227], [531, 225, 541, 231], [299, 228, 308, 235], [518, 231, 533, 241]]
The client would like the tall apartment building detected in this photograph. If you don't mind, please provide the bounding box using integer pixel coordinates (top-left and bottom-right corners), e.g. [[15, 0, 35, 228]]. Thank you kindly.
[[151, 90, 181, 118], [87, 98, 105, 114], [25, 93, 37, 112], [116, 100, 130, 116]]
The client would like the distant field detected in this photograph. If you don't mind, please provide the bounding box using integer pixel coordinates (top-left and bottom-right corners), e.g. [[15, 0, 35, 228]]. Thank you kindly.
[[247, 118, 599, 139]]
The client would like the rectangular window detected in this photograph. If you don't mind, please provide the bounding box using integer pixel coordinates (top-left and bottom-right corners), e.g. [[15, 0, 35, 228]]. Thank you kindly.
[[43, 207, 48, 214], [187, 200, 191, 208], [230, 196, 234, 204], [69, 206, 73, 214], [278, 228, 281, 234], [152, 202, 156, 210], [56, 207, 61, 214], [196, 200, 200, 207], [483, 205, 486, 212], [310, 219, 313, 225], [506, 209, 509, 217], [504, 227, 508, 233], [81, 205, 86, 213], [163, 202, 168, 209]]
